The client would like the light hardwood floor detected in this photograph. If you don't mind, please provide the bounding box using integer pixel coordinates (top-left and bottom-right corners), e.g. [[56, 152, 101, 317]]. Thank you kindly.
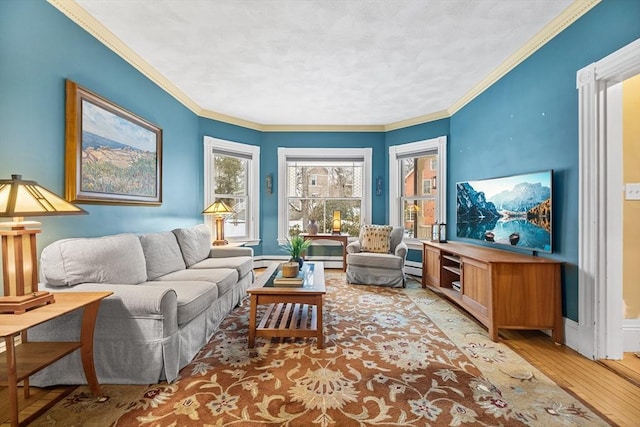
[[599, 352, 640, 388], [500, 330, 640, 426], [2, 271, 639, 426]]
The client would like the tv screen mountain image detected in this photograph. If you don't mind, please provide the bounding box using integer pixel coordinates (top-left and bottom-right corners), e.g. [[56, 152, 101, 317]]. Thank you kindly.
[[456, 170, 552, 253]]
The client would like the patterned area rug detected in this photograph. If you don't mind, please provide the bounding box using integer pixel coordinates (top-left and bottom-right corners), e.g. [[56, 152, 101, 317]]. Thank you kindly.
[[33, 274, 607, 426]]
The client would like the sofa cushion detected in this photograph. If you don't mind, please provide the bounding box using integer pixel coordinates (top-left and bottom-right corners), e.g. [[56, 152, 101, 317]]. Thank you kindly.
[[190, 256, 253, 278], [346, 252, 404, 269], [155, 268, 239, 296], [360, 225, 394, 254], [143, 281, 218, 326], [173, 224, 212, 267], [40, 233, 147, 286], [139, 231, 187, 280]]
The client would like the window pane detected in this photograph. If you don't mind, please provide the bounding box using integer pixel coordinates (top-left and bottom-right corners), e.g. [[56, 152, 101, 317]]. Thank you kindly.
[[284, 156, 366, 238], [402, 154, 438, 197], [224, 197, 248, 238], [403, 198, 435, 239], [288, 164, 362, 198], [214, 154, 247, 196]]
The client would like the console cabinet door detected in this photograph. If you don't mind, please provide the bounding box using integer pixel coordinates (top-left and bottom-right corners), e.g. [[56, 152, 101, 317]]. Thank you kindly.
[[461, 258, 490, 324], [423, 245, 441, 288]]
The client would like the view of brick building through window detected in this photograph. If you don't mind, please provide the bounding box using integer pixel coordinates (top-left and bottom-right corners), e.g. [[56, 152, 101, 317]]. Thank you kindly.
[[402, 154, 438, 239]]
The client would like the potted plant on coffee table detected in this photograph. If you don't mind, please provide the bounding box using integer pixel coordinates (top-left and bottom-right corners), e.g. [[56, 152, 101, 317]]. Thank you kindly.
[[281, 235, 313, 268]]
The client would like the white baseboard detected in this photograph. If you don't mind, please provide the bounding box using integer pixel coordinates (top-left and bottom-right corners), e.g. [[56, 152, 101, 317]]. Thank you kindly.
[[404, 260, 423, 278], [563, 317, 580, 354], [254, 257, 425, 278], [253, 256, 344, 270], [623, 319, 640, 352]]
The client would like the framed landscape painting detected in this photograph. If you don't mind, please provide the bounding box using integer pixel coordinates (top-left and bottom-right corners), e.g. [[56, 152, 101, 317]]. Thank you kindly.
[[65, 80, 162, 205]]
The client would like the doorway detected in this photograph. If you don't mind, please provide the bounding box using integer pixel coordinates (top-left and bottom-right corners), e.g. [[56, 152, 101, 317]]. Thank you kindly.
[[576, 38, 640, 367]]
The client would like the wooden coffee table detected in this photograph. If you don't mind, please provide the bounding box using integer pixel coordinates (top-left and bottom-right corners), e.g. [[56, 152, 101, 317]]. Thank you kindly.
[[247, 262, 326, 349]]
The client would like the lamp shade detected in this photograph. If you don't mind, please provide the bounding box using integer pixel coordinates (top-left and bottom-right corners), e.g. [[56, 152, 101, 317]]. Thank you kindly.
[[331, 210, 341, 235], [202, 199, 234, 246], [0, 174, 87, 218], [202, 199, 234, 215], [0, 175, 87, 302]]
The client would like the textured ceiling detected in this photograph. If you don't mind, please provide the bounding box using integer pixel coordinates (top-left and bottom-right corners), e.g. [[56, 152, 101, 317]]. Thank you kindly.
[[73, 0, 575, 126]]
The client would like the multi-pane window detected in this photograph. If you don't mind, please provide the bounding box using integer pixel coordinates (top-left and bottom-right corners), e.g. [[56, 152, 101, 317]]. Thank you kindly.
[[401, 154, 437, 239], [278, 148, 371, 240], [204, 137, 260, 244], [389, 137, 447, 241]]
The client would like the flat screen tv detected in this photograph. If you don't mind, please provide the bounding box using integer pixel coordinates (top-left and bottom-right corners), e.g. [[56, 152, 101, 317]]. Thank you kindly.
[[456, 170, 552, 253]]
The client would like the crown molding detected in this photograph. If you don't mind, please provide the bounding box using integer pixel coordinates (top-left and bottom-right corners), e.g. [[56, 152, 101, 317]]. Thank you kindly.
[[48, 0, 600, 133], [261, 124, 385, 132], [48, 0, 202, 115], [199, 109, 263, 131], [384, 110, 450, 132], [198, 111, 385, 132], [448, 0, 601, 116]]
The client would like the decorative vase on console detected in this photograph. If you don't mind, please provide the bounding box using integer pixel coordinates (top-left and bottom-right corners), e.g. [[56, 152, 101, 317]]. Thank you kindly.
[[307, 219, 318, 235]]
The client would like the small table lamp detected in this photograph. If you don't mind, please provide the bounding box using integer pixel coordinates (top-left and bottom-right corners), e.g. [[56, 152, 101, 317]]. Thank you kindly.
[[0, 174, 87, 312], [331, 210, 342, 235], [203, 199, 234, 246]]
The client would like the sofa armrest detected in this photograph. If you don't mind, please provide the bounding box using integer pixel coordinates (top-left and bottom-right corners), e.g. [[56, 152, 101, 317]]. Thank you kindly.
[[208, 246, 253, 258], [34, 283, 179, 340], [75, 283, 177, 318], [394, 241, 408, 262], [346, 241, 361, 254]]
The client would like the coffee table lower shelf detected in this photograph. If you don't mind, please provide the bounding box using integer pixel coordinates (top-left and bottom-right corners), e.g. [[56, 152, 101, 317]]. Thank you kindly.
[[256, 302, 318, 339]]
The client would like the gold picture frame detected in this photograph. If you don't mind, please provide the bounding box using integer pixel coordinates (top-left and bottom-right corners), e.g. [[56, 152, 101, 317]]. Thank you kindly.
[[65, 80, 162, 205]]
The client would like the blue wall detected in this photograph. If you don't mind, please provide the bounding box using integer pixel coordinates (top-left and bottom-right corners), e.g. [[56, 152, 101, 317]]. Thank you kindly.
[[0, 0, 200, 249], [2, 0, 639, 321], [400, 0, 640, 321]]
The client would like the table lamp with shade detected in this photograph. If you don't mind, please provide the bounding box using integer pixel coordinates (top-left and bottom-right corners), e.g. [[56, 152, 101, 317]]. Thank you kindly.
[[203, 199, 234, 246], [331, 210, 342, 235], [0, 174, 87, 313]]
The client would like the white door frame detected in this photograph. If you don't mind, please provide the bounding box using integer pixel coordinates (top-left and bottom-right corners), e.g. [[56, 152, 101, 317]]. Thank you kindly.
[[576, 38, 640, 359]]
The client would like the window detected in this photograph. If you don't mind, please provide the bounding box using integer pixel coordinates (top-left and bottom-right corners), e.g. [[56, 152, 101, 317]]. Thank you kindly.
[[422, 178, 433, 194], [278, 148, 372, 241], [204, 137, 260, 245], [389, 136, 447, 242]]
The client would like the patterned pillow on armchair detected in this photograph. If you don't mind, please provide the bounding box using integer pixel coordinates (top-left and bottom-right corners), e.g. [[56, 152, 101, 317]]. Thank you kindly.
[[360, 224, 394, 253]]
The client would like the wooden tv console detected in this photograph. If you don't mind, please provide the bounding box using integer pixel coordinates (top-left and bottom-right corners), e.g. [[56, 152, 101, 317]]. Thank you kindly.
[[422, 240, 563, 343]]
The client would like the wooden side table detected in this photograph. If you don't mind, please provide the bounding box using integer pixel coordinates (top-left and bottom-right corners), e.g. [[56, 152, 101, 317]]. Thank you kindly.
[[0, 291, 111, 427], [302, 233, 349, 271]]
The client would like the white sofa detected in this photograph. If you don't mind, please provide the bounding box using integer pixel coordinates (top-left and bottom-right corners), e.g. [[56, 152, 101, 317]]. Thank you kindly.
[[28, 224, 253, 386]]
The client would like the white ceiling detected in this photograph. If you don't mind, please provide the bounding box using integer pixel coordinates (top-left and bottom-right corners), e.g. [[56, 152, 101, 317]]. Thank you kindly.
[[72, 0, 576, 127]]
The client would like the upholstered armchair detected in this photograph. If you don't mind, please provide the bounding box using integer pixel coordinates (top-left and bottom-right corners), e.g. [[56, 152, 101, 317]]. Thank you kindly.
[[346, 225, 408, 288]]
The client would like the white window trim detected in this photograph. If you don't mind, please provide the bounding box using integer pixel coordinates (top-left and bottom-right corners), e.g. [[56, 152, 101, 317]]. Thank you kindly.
[[204, 136, 260, 245], [389, 136, 447, 248], [277, 147, 372, 243]]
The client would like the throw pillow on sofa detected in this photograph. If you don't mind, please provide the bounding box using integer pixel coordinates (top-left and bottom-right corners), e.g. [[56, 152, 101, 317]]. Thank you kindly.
[[40, 233, 147, 286], [139, 231, 187, 280], [172, 224, 212, 267]]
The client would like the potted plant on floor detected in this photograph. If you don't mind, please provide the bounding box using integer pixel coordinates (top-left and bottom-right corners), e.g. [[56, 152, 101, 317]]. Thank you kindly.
[[281, 235, 313, 269]]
